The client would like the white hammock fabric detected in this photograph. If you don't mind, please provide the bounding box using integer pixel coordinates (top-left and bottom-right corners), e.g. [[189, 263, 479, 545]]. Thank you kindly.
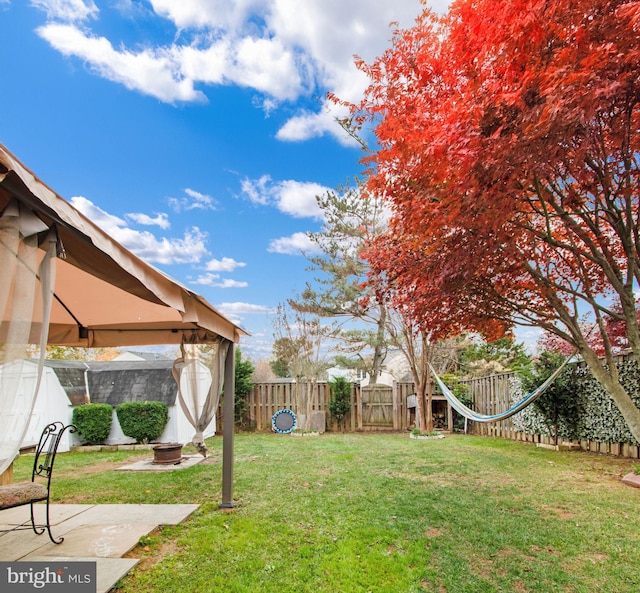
[[429, 353, 575, 423]]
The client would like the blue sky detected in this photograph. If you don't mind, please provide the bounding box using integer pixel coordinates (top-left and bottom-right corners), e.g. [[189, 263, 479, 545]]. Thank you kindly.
[[0, 0, 453, 360]]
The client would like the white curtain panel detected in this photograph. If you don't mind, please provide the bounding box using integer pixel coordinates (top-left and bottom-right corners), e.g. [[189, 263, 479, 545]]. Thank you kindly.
[[173, 339, 230, 455], [0, 200, 56, 476]]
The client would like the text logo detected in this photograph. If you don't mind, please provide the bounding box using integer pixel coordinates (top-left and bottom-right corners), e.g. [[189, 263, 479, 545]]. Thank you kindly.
[[0, 562, 96, 592]]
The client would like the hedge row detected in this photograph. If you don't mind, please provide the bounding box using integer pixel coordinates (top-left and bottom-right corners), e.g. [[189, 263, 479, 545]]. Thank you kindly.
[[72, 401, 169, 445]]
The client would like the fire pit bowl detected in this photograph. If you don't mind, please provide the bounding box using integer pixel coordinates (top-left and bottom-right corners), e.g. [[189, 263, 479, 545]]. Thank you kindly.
[[152, 442, 184, 465]]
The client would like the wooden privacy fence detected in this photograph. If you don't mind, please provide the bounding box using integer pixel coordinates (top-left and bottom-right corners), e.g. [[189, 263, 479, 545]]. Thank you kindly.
[[247, 382, 336, 432], [244, 374, 640, 458], [462, 371, 640, 459], [461, 372, 517, 438], [245, 381, 453, 432]]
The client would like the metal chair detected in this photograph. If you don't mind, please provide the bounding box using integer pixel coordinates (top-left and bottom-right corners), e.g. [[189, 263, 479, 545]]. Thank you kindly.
[[0, 422, 76, 544]]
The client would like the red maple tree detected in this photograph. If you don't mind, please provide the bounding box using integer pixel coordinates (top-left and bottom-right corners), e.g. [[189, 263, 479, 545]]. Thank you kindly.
[[343, 0, 640, 440], [538, 299, 640, 356]]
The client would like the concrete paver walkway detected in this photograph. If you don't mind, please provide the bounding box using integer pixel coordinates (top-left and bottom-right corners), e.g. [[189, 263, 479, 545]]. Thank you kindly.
[[0, 503, 198, 593]]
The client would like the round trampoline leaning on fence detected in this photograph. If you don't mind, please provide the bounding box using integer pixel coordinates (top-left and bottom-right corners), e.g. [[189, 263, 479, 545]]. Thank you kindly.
[[272, 409, 297, 434]]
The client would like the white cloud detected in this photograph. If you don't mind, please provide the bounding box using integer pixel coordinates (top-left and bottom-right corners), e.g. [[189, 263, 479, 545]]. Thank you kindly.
[[206, 257, 246, 272], [126, 212, 170, 229], [178, 41, 229, 86], [31, 0, 98, 22], [122, 227, 209, 264], [30, 0, 451, 139], [214, 301, 274, 326], [183, 188, 216, 209], [71, 196, 209, 264], [241, 175, 271, 206], [36, 23, 206, 103], [268, 231, 322, 255], [169, 188, 218, 212], [229, 36, 304, 101], [71, 195, 127, 228], [217, 279, 248, 288], [217, 302, 274, 315], [275, 180, 326, 219], [276, 107, 343, 143], [240, 335, 276, 360], [173, 36, 305, 101], [241, 175, 328, 219], [111, 0, 145, 18], [149, 0, 264, 31], [193, 274, 248, 288]]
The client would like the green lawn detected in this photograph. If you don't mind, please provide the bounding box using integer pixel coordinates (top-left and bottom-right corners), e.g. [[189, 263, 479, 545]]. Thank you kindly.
[[14, 433, 640, 592]]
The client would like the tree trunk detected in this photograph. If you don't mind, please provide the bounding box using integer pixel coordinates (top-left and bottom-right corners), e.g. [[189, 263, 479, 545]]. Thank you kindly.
[[425, 367, 434, 433], [581, 349, 640, 443], [415, 378, 428, 432], [303, 380, 314, 431], [294, 376, 303, 429], [369, 305, 388, 386]]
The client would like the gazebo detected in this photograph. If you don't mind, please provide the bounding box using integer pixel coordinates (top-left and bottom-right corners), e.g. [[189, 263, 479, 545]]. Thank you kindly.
[[0, 143, 247, 507]]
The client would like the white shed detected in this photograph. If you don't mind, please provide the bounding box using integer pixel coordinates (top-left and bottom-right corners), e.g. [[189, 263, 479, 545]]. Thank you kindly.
[[10, 358, 215, 451], [2, 360, 75, 453]]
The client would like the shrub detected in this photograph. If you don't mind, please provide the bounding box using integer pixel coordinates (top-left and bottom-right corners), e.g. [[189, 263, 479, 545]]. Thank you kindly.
[[72, 403, 113, 445], [235, 348, 255, 428], [328, 377, 352, 432], [521, 351, 583, 445], [116, 401, 169, 444]]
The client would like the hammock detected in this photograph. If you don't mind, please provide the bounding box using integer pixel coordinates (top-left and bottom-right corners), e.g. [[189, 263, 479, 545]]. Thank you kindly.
[[429, 352, 576, 423]]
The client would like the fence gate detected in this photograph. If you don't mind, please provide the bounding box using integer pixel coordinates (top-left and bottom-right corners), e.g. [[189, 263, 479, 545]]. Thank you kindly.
[[361, 385, 394, 428]]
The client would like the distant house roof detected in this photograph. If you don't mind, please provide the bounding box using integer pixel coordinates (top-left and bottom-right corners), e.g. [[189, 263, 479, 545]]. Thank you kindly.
[[44, 359, 177, 407], [325, 366, 364, 383], [381, 349, 413, 382]]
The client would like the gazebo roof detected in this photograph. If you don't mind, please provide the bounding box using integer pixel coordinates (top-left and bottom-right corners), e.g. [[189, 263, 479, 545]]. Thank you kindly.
[[0, 143, 247, 347]]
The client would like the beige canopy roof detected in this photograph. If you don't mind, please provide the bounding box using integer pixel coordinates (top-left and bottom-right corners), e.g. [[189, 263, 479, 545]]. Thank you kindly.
[[0, 143, 247, 347]]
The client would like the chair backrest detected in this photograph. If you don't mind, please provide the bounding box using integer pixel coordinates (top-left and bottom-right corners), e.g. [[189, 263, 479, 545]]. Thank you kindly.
[[32, 422, 76, 482]]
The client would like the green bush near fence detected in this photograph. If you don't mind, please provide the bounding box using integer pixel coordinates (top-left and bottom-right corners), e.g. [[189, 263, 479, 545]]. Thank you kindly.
[[520, 351, 584, 445], [116, 401, 169, 444], [72, 403, 113, 445], [234, 348, 255, 429], [328, 377, 352, 432]]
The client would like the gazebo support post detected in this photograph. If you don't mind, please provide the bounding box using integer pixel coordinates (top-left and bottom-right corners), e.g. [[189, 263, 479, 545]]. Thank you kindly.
[[220, 341, 236, 508]]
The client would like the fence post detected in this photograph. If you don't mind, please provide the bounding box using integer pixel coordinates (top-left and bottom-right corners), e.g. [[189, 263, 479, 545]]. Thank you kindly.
[[392, 381, 399, 430]]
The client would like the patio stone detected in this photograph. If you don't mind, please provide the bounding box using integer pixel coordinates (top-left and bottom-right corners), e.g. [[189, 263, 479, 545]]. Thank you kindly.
[[116, 454, 204, 471], [0, 503, 199, 592], [24, 556, 139, 593]]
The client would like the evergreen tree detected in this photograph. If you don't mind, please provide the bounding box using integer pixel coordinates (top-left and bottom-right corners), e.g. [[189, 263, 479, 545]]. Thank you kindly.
[[235, 348, 255, 429], [328, 376, 352, 432], [291, 181, 391, 383]]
